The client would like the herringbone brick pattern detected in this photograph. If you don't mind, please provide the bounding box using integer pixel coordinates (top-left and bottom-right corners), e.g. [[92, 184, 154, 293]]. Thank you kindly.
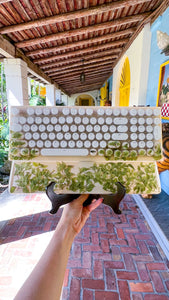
[[0, 193, 169, 300]]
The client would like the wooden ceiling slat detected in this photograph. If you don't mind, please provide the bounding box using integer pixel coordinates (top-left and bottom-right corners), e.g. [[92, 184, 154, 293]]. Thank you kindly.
[[15, 13, 148, 48], [26, 28, 133, 57], [33, 40, 125, 64], [0, 0, 151, 34], [54, 68, 113, 81]]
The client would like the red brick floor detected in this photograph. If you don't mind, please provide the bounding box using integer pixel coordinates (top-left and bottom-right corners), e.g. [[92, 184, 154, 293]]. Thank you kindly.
[[0, 192, 169, 300]]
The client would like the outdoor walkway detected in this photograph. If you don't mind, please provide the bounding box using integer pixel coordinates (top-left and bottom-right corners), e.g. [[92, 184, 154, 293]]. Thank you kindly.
[[0, 190, 169, 300]]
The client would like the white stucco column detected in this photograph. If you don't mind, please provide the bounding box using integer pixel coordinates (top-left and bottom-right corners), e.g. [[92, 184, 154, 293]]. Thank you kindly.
[[56, 89, 62, 104], [4, 58, 29, 107], [46, 84, 56, 106]]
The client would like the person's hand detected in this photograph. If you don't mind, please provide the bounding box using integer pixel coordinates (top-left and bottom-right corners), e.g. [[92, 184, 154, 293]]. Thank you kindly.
[[59, 194, 103, 235]]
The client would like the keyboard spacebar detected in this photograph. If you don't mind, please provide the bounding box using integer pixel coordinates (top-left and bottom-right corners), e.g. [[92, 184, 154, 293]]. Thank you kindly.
[[41, 148, 89, 156]]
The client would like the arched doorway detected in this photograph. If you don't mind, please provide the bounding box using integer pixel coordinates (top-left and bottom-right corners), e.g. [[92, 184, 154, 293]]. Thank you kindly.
[[119, 57, 130, 106], [75, 94, 95, 106]]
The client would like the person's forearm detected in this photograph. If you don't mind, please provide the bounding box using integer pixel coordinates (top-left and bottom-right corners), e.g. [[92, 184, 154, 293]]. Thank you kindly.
[[14, 222, 75, 300]]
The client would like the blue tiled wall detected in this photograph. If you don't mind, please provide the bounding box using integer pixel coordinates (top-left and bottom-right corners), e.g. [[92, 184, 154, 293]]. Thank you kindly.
[[146, 7, 169, 111]]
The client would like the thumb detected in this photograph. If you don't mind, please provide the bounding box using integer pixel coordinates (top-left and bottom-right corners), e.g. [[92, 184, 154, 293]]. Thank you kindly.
[[87, 198, 103, 212]]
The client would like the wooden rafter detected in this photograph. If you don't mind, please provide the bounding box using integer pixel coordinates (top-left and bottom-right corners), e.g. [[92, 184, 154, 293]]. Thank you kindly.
[[0, 0, 151, 34], [26, 28, 135, 57], [15, 13, 149, 48]]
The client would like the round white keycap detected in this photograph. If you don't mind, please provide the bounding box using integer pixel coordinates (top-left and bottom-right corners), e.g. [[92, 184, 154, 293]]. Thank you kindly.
[[139, 133, 145, 140], [82, 117, 89, 125], [138, 118, 145, 125], [12, 124, 22, 132], [154, 118, 160, 125], [154, 126, 161, 140], [130, 133, 137, 140], [86, 125, 93, 132], [37, 140, 43, 148], [102, 125, 108, 132], [131, 141, 138, 148], [64, 133, 71, 140], [84, 140, 91, 148], [49, 133, 55, 140], [88, 133, 95, 140], [114, 117, 128, 125], [146, 125, 153, 132], [19, 117, 26, 124], [96, 133, 102, 140], [51, 117, 57, 124], [47, 125, 54, 132], [25, 132, 32, 140], [105, 108, 112, 116], [146, 133, 153, 140], [70, 125, 77, 132], [121, 108, 128, 116], [51, 107, 58, 114], [104, 133, 110, 140], [27, 117, 34, 124], [75, 117, 81, 124], [117, 125, 128, 132], [113, 108, 120, 116], [43, 117, 49, 124], [53, 141, 59, 148], [79, 108, 85, 115], [97, 108, 104, 116], [90, 117, 97, 125], [98, 117, 104, 125], [147, 141, 153, 148], [92, 141, 99, 148], [72, 133, 79, 140], [66, 116, 73, 124], [138, 108, 145, 116], [23, 124, 30, 132], [41, 133, 47, 140], [106, 117, 112, 125], [80, 133, 87, 140], [94, 125, 100, 132], [43, 108, 50, 115], [130, 125, 137, 132], [100, 141, 107, 148], [62, 125, 69, 132], [138, 125, 145, 132], [27, 107, 34, 115], [71, 108, 77, 115], [110, 125, 116, 132], [86, 108, 93, 116], [33, 133, 39, 140], [146, 108, 153, 116], [62, 108, 70, 115], [31, 124, 38, 132], [12, 117, 19, 123], [59, 117, 65, 124], [35, 117, 42, 124], [146, 118, 153, 125], [78, 125, 85, 132], [90, 149, 97, 156], [35, 107, 42, 115], [45, 141, 51, 148], [153, 108, 160, 116], [60, 141, 67, 148], [39, 124, 45, 132], [57, 133, 63, 140], [76, 141, 83, 148], [11, 107, 19, 115], [29, 140, 36, 147], [139, 141, 145, 148], [130, 118, 137, 125], [129, 108, 137, 116], [55, 124, 61, 132]]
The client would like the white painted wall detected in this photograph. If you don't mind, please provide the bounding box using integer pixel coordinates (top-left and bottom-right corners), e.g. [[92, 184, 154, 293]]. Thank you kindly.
[[67, 89, 99, 106], [112, 23, 151, 107]]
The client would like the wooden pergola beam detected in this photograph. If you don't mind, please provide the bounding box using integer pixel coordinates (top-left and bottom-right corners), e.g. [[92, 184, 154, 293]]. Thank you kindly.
[[49, 60, 114, 77], [34, 40, 126, 65], [58, 73, 111, 85], [26, 28, 135, 57], [0, 0, 151, 34], [15, 13, 149, 48]]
